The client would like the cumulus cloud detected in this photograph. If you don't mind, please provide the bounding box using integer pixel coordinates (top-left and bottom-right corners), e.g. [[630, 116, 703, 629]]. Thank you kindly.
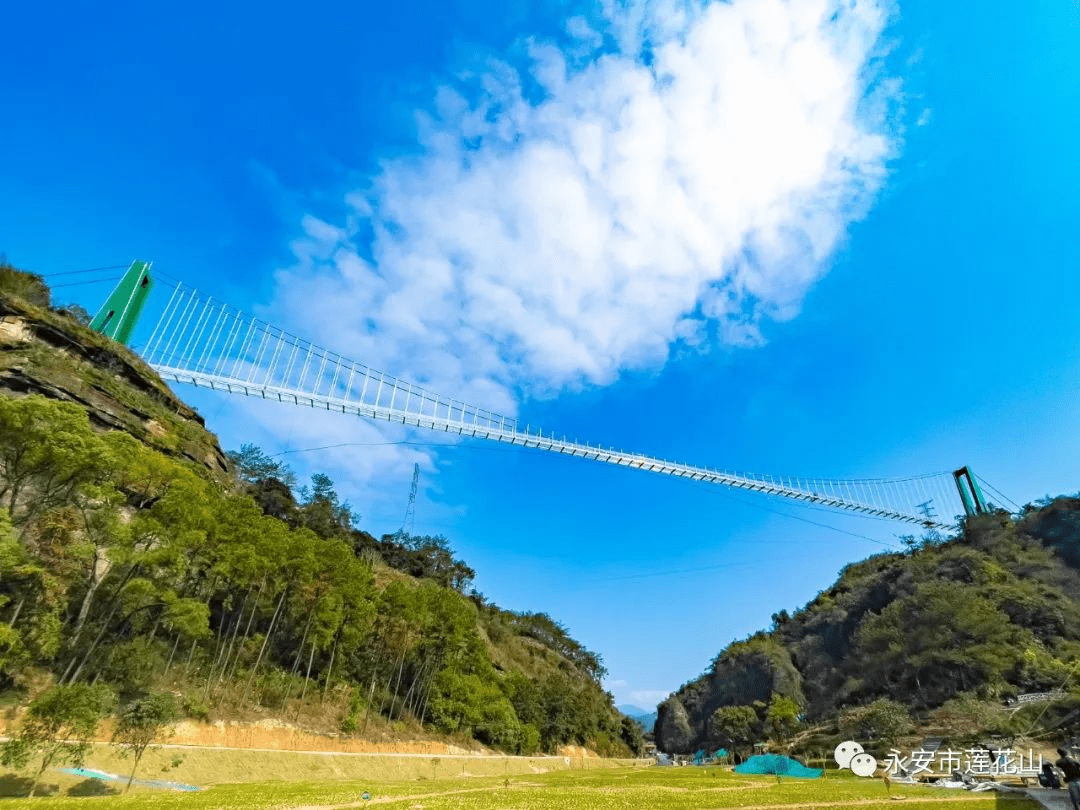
[[271, 0, 898, 400], [245, 0, 903, 509]]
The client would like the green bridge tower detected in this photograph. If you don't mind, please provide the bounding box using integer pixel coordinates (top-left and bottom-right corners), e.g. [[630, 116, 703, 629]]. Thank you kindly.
[[90, 260, 153, 345]]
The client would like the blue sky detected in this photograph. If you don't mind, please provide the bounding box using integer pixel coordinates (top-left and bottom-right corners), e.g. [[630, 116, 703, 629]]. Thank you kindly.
[[3, 0, 1079, 711]]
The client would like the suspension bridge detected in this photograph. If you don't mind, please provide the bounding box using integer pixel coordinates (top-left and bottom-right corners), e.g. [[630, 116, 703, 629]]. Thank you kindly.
[[75, 261, 1004, 533]]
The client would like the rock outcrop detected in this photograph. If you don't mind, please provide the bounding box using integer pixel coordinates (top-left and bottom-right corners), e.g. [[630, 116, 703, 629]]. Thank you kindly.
[[0, 292, 228, 477], [655, 696, 694, 754]]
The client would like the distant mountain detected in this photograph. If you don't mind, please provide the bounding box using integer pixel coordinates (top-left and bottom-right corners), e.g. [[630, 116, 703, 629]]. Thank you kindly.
[[618, 704, 658, 731]]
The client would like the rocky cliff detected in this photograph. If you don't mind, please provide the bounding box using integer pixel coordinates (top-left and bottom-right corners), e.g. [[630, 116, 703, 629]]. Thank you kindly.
[[0, 291, 228, 477]]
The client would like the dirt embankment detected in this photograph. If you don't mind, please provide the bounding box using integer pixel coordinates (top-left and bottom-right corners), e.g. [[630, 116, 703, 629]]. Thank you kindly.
[[165, 718, 473, 755], [45, 718, 609, 760], [0, 713, 471, 756]]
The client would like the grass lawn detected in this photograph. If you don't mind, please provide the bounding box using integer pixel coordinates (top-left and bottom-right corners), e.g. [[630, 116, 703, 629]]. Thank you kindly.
[[9, 765, 1041, 809]]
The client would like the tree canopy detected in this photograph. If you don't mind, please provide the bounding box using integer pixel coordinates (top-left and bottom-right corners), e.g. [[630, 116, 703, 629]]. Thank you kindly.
[[0, 391, 627, 760]]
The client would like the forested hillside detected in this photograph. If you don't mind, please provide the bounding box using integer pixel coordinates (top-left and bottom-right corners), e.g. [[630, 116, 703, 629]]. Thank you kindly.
[[0, 262, 642, 758], [656, 500, 1080, 754]]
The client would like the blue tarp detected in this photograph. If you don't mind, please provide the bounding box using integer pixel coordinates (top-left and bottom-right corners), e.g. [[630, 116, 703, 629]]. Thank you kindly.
[[733, 754, 822, 778], [59, 767, 200, 792]]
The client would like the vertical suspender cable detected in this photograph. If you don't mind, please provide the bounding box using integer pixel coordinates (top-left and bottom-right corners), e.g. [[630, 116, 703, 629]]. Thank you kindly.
[[213, 307, 243, 376], [144, 282, 181, 362]]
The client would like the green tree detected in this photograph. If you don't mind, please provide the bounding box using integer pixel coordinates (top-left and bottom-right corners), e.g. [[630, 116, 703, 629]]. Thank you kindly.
[[765, 693, 801, 741], [839, 697, 913, 746], [0, 509, 63, 685], [0, 683, 113, 797], [619, 714, 646, 756], [518, 723, 542, 755], [227, 443, 295, 488], [707, 704, 758, 756], [112, 692, 178, 792], [299, 473, 354, 536], [0, 396, 108, 531], [856, 580, 1022, 704], [928, 692, 1013, 741]]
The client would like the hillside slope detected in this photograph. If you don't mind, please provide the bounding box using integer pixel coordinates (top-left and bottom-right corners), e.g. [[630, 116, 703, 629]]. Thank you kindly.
[[0, 263, 641, 757], [655, 502, 1080, 753]]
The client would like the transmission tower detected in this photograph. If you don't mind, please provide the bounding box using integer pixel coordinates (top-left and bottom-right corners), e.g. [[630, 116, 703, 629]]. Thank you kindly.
[[401, 463, 419, 537], [917, 500, 941, 544]]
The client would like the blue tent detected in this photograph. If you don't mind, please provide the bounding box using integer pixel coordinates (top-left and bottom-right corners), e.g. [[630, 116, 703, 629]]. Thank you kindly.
[[733, 754, 822, 778]]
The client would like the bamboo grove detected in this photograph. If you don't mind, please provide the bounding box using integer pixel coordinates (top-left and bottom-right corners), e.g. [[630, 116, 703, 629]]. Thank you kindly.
[[0, 393, 642, 757]]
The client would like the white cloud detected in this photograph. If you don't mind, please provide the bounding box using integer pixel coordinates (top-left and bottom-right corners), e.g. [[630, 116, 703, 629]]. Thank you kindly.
[[606, 678, 670, 709], [251, 0, 903, 501], [629, 689, 671, 708]]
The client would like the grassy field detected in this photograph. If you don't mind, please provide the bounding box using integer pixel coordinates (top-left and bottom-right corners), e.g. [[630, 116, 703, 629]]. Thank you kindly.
[[4, 764, 1042, 809], [0, 743, 639, 795]]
